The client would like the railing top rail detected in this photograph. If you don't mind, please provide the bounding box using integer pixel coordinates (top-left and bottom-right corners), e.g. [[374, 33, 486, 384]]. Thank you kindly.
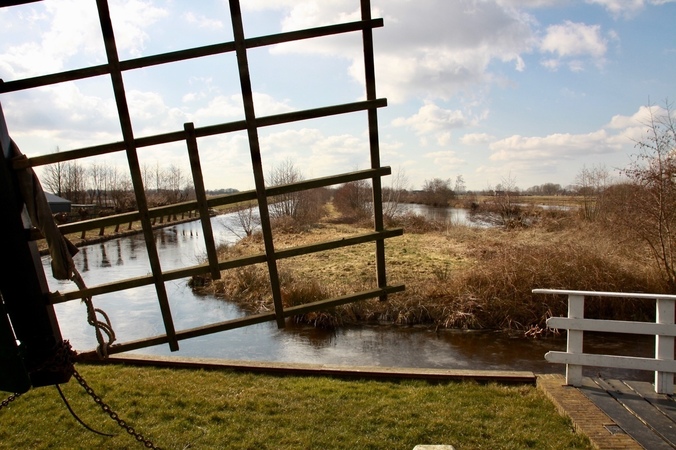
[[532, 289, 676, 300]]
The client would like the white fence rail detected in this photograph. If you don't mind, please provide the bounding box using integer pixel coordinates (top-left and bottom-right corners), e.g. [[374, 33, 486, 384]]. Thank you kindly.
[[533, 289, 676, 394]]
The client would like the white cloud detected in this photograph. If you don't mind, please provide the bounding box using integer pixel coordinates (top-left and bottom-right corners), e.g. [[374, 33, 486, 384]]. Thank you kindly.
[[392, 104, 472, 135], [461, 133, 496, 145], [424, 150, 465, 170], [489, 130, 619, 161], [109, 0, 169, 57], [539, 21, 608, 70], [3, 84, 123, 158], [184, 12, 224, 30], [260, 0, 535, 103], [0, 0, 168, 78], [258, 127, 370, 179], [585, 0, 676, 18]]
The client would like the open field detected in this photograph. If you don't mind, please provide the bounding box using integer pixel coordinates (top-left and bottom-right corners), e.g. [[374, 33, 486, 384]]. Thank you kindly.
[[0, 364, 591, 450]]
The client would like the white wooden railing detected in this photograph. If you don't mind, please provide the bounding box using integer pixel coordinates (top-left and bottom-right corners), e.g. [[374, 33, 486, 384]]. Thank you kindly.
[[533, 289, 676, 394]]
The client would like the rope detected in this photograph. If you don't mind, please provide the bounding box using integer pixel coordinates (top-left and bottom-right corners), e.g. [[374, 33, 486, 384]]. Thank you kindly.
[[70, 270, 116, 358], [10, 139, 115, 358]]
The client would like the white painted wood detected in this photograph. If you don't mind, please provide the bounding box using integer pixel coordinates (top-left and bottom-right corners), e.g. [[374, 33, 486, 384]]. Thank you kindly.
[[546, 351, 676, 373], [546, 317, 676, 336], [655, 298, 675, 394], [534, 289, 676, 394], [566, 295, 584, 386], [533, 289, 676, 301]]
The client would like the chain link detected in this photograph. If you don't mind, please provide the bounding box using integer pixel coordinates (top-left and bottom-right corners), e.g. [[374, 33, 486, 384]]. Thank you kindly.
[[72, 369, 161, 449], [0, 392, 21, 411]]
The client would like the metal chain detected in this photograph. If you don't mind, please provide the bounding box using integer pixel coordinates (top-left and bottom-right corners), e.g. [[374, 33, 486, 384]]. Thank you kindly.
[[72, 369, 161, 449], [0, 392, 20, 411]]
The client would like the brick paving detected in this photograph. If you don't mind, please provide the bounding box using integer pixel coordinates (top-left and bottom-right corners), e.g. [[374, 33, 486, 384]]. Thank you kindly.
[[537, 374, 643, 450]]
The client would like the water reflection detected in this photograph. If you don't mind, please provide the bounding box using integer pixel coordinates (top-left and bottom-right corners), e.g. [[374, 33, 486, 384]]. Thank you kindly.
[[41, 212, 654, 380], [397, 203, 473, 225]]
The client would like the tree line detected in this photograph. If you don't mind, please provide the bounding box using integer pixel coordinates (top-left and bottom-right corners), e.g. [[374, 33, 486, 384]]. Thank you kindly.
[[41, 155, 196, 211]]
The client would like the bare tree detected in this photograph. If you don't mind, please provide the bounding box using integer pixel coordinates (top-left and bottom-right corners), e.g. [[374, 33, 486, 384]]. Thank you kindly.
[[618, 100, 676, 291], [166, 164, 186, 204], [89, 162, 105, 205], [63, 160, 86, 203], [221, 201, 259, 238], [575, 164, 610, 221], [267, 159, 323, 225], [473, 174, 523, 227], [268, 159, 303, 218], [41, 147, 65, 197], [334, 179, 372, 219], [454, 174, 466, 195], [383, 168, 409, 220]]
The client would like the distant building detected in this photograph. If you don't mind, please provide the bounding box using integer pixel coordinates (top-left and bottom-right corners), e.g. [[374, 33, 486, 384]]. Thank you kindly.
[[44, 192, 71, 213]]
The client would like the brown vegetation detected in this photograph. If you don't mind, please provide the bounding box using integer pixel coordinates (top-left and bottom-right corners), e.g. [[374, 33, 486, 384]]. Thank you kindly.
[[192, 204, 664, 332]]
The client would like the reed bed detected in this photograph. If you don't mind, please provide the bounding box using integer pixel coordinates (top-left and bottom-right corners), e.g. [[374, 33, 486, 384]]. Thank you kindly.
[[192, 207, 664, 331]]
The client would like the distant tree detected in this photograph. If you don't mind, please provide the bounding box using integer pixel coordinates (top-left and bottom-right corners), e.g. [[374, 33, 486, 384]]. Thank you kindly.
[[41, 146, 65, 197], [62, 160, 86, 203], [267, 159, 323, 225], [382, 168, 409, 221], [421, 177, 454, 206], [474, 174, 523, 228], [454, 174, 466, 195], [334, 179, 372, 219], [575, 164, 610, 221], [541, 182, 562, 196]]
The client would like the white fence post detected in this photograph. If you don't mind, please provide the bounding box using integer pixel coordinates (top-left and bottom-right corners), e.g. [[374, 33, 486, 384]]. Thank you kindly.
[[566, 294, 584, 387], [655, 297, 675, 394]]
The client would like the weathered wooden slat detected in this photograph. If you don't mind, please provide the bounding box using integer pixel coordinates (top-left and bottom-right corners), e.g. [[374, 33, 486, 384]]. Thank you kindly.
[[185, 122, 220, 281], [75, 285, 404, 358], [582, 377, 675, 450], [45, 167, 389, 236], [82, 354, 535, 385], [4, 0, 398, 360], [547, 317, 676, 336], [546, 351, 676, 373], [96, 0, 178, 351], [50, 227, 402, 304], [0, 19, 382, 94], [50, 253, 269, 303], [275, 228, 403, 259], [625, 380, 676, 423], [14, 99, 385, 170], [603, 379, 676, 446], [360, 0, 388, 302]]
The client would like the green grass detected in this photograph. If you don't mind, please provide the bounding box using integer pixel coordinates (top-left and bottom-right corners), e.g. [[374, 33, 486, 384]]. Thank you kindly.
[[0, 364, 590, 450]]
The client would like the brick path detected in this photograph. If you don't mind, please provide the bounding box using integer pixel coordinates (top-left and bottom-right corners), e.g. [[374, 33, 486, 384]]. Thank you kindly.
[[537, 374, 643, 450]]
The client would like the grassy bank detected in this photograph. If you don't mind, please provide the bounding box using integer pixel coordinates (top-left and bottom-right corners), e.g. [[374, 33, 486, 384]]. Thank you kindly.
[[193, 205, 663, 331], [0, 364, 590, 450]]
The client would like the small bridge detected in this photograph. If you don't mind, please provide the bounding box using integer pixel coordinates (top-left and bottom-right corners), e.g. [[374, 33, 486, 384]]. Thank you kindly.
[[534, 288, 676, 394], [535, 289, 676, 450]]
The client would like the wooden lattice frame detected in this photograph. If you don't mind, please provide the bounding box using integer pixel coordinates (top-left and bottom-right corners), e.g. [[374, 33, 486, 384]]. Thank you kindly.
[[0, 0, 404, 362]]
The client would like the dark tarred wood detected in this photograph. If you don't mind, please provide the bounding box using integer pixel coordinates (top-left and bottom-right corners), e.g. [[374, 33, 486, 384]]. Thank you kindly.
[[0, 102, 70, 390]]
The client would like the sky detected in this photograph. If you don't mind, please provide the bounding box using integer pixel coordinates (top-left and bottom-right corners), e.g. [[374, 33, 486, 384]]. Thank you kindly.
[[0, 0, 675, 193]]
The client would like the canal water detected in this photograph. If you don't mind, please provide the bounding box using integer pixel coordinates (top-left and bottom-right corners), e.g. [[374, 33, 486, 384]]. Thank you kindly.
[[42, 210, 655, 380]]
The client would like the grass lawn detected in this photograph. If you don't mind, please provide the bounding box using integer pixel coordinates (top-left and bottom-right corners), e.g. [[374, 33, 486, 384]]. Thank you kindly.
[[0, 364, 591, 450]]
